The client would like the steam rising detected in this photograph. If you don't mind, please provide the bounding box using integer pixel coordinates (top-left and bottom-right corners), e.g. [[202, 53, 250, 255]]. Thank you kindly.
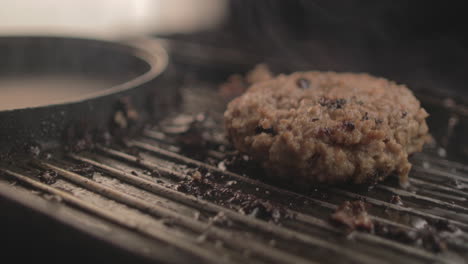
[[227, 1, 468, 96]]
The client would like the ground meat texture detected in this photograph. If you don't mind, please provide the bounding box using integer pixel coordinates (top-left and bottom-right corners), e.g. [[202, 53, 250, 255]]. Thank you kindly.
[[224, 71, 429, 185]]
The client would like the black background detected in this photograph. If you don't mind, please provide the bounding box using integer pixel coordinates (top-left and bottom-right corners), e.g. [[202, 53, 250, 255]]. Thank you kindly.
[[222, 1, 468, 97]]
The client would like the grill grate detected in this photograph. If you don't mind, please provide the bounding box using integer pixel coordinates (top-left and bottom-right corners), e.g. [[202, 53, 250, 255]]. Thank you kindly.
[[2, 131, 468, 263], [2, 48, 468, 263]]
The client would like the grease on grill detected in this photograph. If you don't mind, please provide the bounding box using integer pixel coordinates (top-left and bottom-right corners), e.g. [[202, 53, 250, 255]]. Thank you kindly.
[[330, 200, 373, 232], [175, 171, 292, 223]]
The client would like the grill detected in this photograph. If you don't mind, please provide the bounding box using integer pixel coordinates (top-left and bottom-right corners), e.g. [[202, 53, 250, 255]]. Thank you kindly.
[[1, 39, 468, 264]]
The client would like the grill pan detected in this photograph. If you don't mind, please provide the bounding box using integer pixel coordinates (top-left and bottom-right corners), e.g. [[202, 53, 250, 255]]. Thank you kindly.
[[1, 38, 468, 264], [0, 36, 169, 155]]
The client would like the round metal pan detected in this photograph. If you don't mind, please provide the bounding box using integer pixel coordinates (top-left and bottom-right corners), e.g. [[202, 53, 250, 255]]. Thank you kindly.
[[0, 36, 170, 154]]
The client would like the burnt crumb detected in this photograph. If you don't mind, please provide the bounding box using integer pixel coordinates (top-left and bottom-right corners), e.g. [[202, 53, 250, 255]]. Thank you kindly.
[[175, 183, 190, 193], [239, 198, 283, 223], [342, 121, 355, 132], [330, 200, 374, 232], [383, 138, 390, 143], [296, 78, 310, 89], [191, 171, 203, 181], [389, 195, 404, 206], [37, 170, 58, 185], [69, 163, 95, 179], [362, 112, 369, 121], [402, 111, 408, 118], [255, 126, 276, 135], [319, 97, 347, 109], [311, 118, 319, 122], [131, 171, 138, 176], [374, 119, 383, 125], [175, 174, 291, 223]]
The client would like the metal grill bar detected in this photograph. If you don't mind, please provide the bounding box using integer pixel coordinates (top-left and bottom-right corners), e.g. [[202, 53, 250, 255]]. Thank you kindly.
[[412, 153, 468, 173], [374, 185, 468, 212], [330, 188, 468, 230], [97, 142, 467, 262], [408, 178, 468, 199], [132, 134, 468, 251], [65, 155, 390, 264], [0, 167, 225, 264], [129, 139, 468, 231], [33, 161, 318, 264], [69, 152, 442, 262]]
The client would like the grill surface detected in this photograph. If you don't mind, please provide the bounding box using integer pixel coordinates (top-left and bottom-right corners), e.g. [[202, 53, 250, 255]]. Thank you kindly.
[[1, 40, 468, 264]]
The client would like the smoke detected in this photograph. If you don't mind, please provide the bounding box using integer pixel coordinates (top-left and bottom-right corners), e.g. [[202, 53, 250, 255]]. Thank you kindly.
[[225, 0, 468, 96]]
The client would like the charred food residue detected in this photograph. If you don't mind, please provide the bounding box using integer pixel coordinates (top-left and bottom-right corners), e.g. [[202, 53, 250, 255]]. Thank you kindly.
[[175, 171, 292, 223], [37, 170, 58, 185], [330, 200, 374, 232]]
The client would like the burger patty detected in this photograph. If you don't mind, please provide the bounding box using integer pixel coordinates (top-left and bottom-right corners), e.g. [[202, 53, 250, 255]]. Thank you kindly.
[[224, 70, 429, 185]]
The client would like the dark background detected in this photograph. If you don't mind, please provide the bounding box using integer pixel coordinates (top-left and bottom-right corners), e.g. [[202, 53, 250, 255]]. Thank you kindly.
[[176, 1, 468, 98]]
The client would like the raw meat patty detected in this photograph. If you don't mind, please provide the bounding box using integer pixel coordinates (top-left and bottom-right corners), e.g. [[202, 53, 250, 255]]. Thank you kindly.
[[224, 71, 429, 185]]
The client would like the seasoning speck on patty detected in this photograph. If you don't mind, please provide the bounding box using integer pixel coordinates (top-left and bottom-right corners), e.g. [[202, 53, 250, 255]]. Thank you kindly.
[[224, 70, 429, 185]]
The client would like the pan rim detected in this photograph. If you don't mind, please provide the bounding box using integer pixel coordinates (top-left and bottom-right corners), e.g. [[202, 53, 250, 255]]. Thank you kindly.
[[0, 35, 168, 113]]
